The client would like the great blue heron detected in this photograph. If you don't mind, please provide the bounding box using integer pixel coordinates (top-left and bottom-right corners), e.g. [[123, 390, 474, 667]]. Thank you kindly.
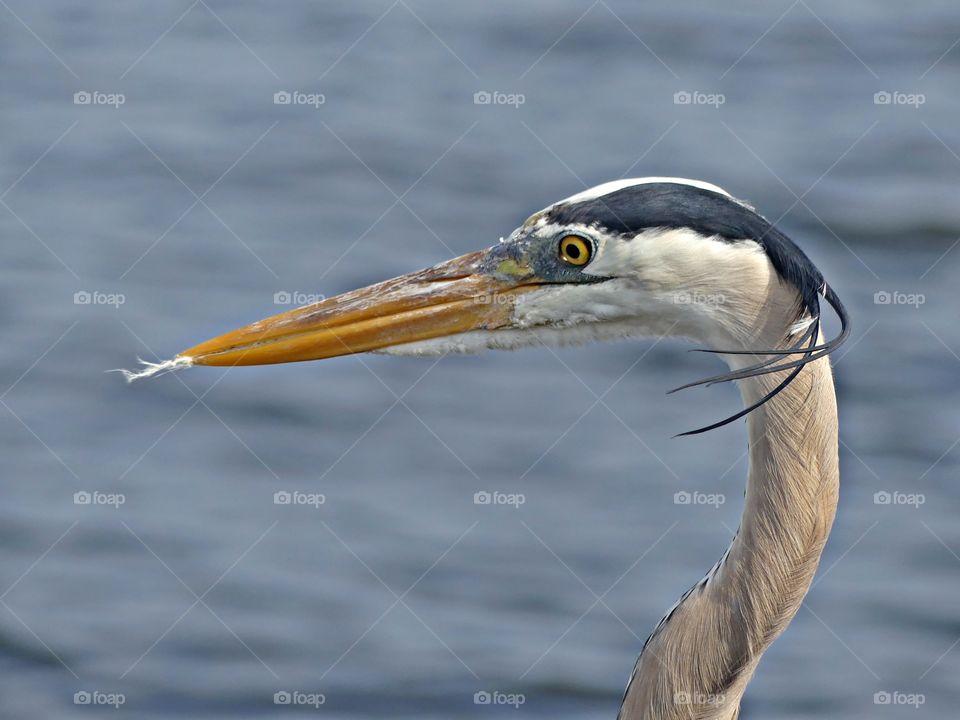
[[124, 178, 849, 719]]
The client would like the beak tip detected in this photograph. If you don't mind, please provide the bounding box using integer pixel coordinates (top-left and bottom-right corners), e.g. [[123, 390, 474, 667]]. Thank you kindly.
[[116, 355, 194, 382]]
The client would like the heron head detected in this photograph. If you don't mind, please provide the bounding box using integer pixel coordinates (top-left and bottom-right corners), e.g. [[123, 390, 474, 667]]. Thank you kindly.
[[175, 178, 836, 368]]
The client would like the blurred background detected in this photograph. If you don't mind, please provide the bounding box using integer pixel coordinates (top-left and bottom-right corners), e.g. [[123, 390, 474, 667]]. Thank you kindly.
[[1, 1, 958, 718]]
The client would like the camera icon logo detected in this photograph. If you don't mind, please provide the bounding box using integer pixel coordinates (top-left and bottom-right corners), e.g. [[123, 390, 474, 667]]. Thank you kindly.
[[274, 91, 292, 105], [873, 290, 891, 305], [74, 290, 92, 305], [474, 691, 491, 704], [74, 91, 91, 105], [274, 290, 291, 304], [673, 491, 691, 505], [74, 491, 92, 505], [473, 91, 492, 105], [274, 491, 292, 505], [873, 491, 891, 505], [873, 91, 892, 105], [473, 491, 491, 505], [274, 690, 292, 704], [673, 90, 692, 105], [874, 691, 891, 704], [74, 691, 92, 704]]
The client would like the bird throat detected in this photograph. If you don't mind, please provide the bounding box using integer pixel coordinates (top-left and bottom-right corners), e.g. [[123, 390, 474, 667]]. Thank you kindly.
[[619, 350, 840, 720]]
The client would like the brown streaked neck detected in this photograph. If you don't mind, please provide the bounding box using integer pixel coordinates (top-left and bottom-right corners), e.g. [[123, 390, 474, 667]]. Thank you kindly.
[[619, 345, 839, 720]]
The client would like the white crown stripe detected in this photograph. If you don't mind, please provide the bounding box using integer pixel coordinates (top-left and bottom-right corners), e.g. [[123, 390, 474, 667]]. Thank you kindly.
[[557, 177, 733, 205]]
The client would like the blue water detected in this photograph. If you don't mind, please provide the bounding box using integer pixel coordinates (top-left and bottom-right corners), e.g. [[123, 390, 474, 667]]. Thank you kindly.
[[1, 2, 958, 717]]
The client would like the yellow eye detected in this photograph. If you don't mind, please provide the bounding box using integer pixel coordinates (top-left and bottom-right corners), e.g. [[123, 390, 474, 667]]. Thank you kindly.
[[558, 235, 592, 266]]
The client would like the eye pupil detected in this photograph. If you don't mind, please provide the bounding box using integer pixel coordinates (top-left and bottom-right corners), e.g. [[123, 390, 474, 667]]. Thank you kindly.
[[565, 243, 581, 259]]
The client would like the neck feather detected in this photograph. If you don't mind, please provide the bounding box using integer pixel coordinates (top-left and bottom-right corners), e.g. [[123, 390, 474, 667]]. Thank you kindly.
[[619, 340, 839, 720]]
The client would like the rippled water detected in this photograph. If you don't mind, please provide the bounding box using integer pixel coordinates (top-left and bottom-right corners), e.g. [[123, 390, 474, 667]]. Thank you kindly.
[[2, 2, 959, 718]]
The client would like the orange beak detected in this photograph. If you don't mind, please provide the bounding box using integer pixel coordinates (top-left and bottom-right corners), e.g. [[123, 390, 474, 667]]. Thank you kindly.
[[177, 249, 542, 367]]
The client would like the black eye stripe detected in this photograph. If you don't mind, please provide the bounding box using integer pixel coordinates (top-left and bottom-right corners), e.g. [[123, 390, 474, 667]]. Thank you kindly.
[[544, 182, 825, 317]]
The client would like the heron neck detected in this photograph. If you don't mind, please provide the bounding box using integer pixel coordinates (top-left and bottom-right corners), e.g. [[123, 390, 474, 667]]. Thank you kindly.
[[724, 349, 840, 699], [620, 350, 839, 720]]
